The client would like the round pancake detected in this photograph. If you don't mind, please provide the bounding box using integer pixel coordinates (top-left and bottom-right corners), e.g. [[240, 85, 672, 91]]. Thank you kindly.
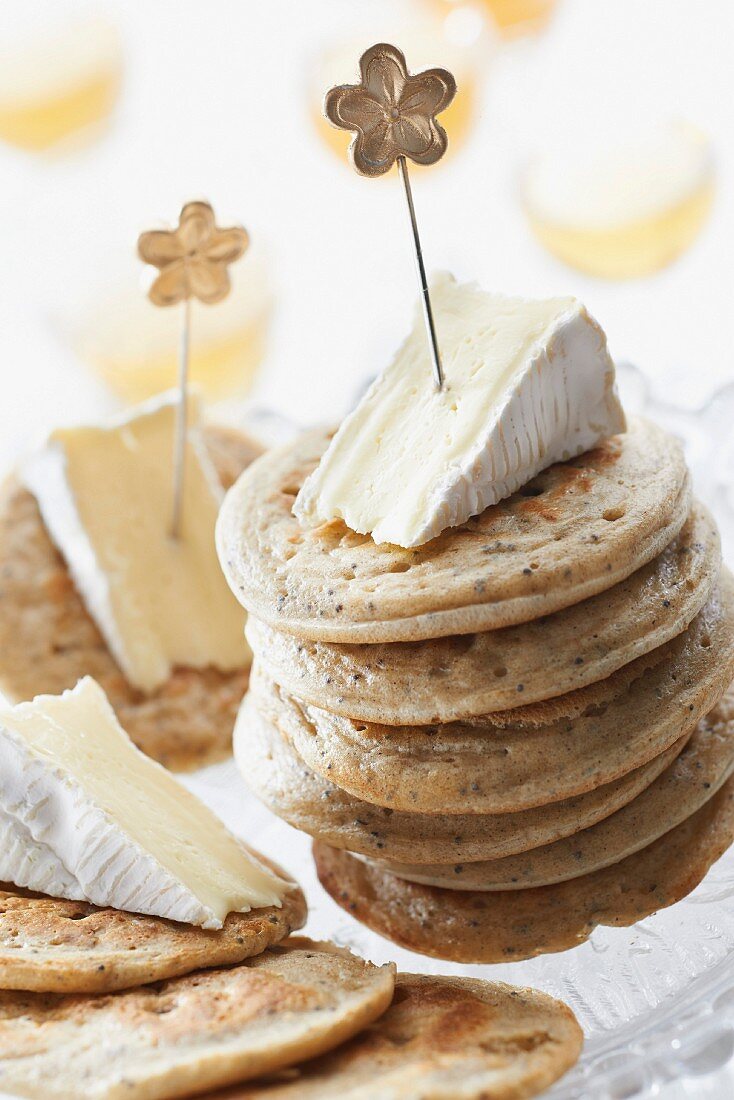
[[221, 974, 583, 1100], [314, 774, 734, 963], [375, 684, 734, 889], [0, 856, 306, 994], [237, 695, 685, 864], [0, 425, 261, 771], [217, 418, 690, 643], [249, 586, 734, 814], [0, 938, 395, 1100], [247, 504, 719, 723]]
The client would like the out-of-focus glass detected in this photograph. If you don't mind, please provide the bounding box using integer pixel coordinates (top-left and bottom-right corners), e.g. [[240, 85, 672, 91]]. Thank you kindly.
[[0, 12, 122, 152], [520, 121, 715, 279], [309, 2, 489, 166], [432, 0, 558, 37], [57, 246, 272, 404]]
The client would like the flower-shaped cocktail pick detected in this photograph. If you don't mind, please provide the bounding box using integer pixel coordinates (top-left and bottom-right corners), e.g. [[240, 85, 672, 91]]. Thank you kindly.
[[138, 200, 249, 538], [325, 43, 456, 389]]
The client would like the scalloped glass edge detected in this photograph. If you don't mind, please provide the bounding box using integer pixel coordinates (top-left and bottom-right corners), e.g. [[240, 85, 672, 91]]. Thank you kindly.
[[235, 366, 734, 1098], [549, 363, 734, 1096]]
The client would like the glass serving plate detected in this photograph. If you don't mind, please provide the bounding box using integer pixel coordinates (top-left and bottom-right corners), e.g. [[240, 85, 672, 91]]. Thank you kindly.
[[191, 365, 734, 1099]]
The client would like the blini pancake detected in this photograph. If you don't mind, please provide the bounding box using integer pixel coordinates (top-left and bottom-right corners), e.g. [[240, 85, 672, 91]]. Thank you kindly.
[[246, 503, 719, 724], [218, 973, 583, 1100], [0, 939, 395, 1100], [247, 581, 734, 813], [0, 858, 306, 994], [237, 694, 686, 864], [314, 775, 734, 963], [374, 684, 734, 889], [218, 418, 690, 643]]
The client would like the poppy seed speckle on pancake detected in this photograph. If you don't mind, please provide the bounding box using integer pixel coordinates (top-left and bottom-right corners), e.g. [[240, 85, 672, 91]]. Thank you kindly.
[[245, 503, 719, 724], [217, 418, 690, 643], [247, 579, 734, 815], [314, 776, 734, 963], [0, 939, 395, 1099], [376, 684, 734, 890], [0, 852, 305, 994], [237, 693, 686, 865]]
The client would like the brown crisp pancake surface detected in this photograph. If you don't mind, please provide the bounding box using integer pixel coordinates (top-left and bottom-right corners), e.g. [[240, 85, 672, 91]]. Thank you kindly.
[[0, 939, 395, 1100], [217, 418, 690, 644], [247, 504, 720, 724], [0, 425, 260, 771], [378, 684, 734, 889], [248, 585, 734, 814], [0, 869, 306, 994], [219, 973, 583, 1100], [314, 775, 734, 963], [237, 693, 684, 863]]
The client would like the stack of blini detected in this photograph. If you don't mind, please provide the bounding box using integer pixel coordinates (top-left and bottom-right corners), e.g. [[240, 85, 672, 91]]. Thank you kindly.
[[218, 418, 734, 964]]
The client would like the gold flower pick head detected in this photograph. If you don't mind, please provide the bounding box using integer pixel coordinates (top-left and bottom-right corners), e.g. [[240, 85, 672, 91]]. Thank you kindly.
[[138, 200, 249, 538], [325, 43, 456, 389]]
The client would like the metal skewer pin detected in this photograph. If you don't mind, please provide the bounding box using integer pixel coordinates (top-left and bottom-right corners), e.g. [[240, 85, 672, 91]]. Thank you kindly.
[[325, 42, 456, 391], [137, 200, 249, 538]]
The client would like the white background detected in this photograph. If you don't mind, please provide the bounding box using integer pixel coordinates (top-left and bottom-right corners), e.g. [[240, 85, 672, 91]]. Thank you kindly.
[[0, 1, 732, 1095], [1, 0, 733, 459]]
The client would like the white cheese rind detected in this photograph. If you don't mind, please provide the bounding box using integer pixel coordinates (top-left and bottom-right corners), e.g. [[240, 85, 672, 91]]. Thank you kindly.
[[0, 678, 288, 927], [21, 392, 250, 694], [0, 726, 217, 925], [295, 275, 626, 548], [0, 808, 87, 902]]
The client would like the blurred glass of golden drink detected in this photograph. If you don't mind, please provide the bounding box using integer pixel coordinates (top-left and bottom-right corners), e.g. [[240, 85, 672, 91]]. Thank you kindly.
[[478, 0, 557, 35], [0, 15, 122, 152], [431, 0, 557, 36], [63, 247, 272, 404], [520, 121, 715, 279]]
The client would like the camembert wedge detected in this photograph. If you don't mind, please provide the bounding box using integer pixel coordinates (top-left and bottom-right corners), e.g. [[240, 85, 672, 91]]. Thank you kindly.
[[0, 678, 288, 927], [295, 274, 626, 547], [22, 392, 249, 693]]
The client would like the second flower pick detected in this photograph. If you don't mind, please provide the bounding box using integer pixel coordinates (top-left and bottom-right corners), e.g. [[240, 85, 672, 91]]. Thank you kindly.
[[325, 42, 456, 389], [137, 200, 249, 538]]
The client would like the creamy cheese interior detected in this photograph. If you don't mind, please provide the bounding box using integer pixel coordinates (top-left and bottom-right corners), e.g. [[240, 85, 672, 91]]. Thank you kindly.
[[295, 275, 625, 547], [22, 393, 249, 693], [0, 678, 287, 923]]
